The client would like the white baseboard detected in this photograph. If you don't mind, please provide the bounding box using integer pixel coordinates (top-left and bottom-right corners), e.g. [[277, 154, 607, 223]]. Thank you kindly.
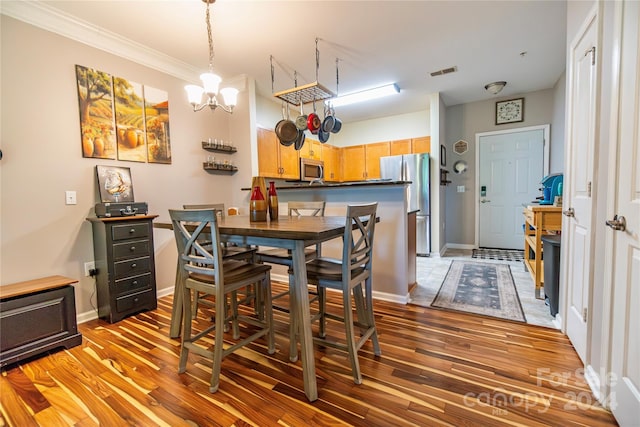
[[445, 243, 476, 250], [584, 364, 604, 406]]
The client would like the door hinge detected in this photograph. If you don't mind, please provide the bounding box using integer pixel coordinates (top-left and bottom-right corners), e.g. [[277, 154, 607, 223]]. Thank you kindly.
[[583, 308, 588, 322], [587, 181, 592, 197], [585, 46, 596, 66]]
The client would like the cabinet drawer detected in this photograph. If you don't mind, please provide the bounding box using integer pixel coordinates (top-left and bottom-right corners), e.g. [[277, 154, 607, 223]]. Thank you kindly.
[[114, 256, 150, 279], [112, 223, 149, 241], [115, 288, 154, 313], [114, 273, 152, 295], [113, 239, 150, 260]]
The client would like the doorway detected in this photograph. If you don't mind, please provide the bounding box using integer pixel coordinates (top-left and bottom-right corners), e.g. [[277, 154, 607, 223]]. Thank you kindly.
[[475, 125, 550, 249]]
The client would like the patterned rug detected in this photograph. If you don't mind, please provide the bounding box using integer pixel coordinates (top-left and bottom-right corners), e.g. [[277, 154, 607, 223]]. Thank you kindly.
[[472, 248, 524, 262], [431, 260, 526, 322]]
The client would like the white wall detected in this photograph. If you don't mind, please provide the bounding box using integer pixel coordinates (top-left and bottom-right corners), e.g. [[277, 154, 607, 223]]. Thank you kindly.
[[0, 16, 256, 320]]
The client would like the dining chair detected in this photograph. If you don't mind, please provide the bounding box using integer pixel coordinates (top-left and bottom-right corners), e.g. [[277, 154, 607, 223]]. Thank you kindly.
[[303, 202, 380, 384], [255, 200, 326, 362], [169, 208, 274, 393], [183, 203, 258, 318]]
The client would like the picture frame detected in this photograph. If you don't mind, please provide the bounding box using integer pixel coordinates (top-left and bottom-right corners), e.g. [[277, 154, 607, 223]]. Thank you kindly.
[[440, 145, 446, 167], [96, 165, 135, 203], [495, 97, 524, 125]]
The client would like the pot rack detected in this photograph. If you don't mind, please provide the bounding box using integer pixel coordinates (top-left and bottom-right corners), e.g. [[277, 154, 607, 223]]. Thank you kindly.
[[271, 38, 336, 106]]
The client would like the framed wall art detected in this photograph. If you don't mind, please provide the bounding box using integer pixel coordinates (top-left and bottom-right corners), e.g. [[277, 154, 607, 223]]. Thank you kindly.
[[495, 98, 524, 125], [96, 165, 135, 203]]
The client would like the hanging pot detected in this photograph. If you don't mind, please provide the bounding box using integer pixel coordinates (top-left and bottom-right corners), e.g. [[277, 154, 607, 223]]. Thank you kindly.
[[295, 101, 308, 131], [276, 103, 298, 146], [330, 116, 342, 133], [317, 126, 330, 143], [294, 129, 306, 150], [307, 98, 321, 134]]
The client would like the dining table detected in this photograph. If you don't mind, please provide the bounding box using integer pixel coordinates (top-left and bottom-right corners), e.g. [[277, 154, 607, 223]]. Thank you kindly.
[[154, 214, 355, 402]]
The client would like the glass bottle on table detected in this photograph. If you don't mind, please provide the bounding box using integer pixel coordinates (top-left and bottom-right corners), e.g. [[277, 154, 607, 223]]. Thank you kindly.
[[249, 185, 267, 222], [268, 181, 278, 221]]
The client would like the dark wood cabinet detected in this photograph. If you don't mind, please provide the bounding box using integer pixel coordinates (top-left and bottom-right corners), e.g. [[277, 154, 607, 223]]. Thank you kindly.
[[87, 215, 158, 323]]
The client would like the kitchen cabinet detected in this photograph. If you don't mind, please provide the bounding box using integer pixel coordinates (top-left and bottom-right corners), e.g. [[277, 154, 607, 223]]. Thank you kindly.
[[257, 127, 299, 180], [299, 138, 322, 161], [412, 136, 431, 153], [365, 142, 390, 179], [87, 215, 158, 323], [390, 139, 411, 155], [341, 142, 390, 180], [322, 144, 341, 181], [522, 205, 562, 298]]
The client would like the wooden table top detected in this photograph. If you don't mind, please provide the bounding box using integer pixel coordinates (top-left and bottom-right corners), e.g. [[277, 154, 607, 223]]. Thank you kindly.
[[154, 215, 352, 241], [1, 275, 78, 300]]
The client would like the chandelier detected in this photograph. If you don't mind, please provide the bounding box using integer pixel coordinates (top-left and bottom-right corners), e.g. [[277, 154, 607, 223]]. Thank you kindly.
[[185, 0, 238, 113]]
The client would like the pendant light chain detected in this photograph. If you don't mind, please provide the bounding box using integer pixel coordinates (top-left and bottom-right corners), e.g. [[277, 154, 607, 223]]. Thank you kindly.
[[206, 1, 214, 73]]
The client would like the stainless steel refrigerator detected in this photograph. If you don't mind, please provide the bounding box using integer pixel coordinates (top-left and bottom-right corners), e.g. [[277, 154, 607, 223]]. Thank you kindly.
[[380, 153, 431, 256]]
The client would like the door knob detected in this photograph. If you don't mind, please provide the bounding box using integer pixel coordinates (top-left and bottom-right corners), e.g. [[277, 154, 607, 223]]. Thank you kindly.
[[563, 208, 575, 217], [480, 199, 491, 204], [605, 215, 626, 231]]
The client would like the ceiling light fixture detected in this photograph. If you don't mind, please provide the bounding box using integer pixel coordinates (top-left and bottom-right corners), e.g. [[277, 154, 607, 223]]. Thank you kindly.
[[185, 0, 238, 113], [484, 81, 507, 95], [329, 83, 400, 108]]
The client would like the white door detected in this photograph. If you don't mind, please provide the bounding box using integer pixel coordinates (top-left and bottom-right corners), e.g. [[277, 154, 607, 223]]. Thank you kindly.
[[563, 11, 598, 364], [477, 128, 545, 249], [606, 0, 640, 423]]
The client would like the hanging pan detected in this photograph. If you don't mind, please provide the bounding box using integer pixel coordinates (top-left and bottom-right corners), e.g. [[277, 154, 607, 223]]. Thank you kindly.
[[276, 103, 297, 146]]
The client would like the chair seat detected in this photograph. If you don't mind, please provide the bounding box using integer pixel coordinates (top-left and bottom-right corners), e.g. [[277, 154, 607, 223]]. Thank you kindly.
[[257, 246, 317, 264], [222, 246, 257, 260], [305, 258, 366, 283], [189, 260, 271, 287]]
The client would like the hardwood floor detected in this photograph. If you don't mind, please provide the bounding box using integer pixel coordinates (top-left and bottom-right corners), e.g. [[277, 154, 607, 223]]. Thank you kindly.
[[0, 283, 617, 426]]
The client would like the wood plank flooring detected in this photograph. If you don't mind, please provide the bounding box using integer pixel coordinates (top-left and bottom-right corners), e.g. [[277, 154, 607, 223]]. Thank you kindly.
[[0, 283, 618, 426]]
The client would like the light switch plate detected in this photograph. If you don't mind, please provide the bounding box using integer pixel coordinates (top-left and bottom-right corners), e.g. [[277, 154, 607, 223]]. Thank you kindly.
[[457, 185, 465, 193], [65, 190, 77, 205]]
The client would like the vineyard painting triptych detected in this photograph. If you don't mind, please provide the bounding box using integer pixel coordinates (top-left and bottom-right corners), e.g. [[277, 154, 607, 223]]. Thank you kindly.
[[75, 64, 171, 164]]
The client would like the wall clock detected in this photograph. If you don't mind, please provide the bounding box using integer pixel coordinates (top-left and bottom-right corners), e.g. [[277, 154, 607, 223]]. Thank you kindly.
[[495, 97, 524, 125]]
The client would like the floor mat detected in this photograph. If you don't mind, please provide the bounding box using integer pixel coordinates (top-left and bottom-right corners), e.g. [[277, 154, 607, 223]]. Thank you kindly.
[[431, 260, 526, 322], [472, 248, 524, 262]]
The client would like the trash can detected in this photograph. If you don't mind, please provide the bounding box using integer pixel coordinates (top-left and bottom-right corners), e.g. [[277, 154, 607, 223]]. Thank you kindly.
[[541, 235, 562, 316]]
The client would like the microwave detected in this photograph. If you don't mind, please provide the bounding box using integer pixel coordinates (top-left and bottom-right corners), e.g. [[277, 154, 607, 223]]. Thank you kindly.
[[300, 158, 324, 182]]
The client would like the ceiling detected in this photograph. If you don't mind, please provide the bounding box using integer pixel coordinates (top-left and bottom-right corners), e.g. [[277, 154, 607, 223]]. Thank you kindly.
[[35, 0, 567, 123]]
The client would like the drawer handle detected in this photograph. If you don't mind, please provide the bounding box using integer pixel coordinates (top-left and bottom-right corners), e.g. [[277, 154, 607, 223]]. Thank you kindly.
[[132, 280, 138, 286], [134, 298, 139, 303], [130, 263, 137, 268], [129, 228, 135, 233], [130, 246, 136, 251]]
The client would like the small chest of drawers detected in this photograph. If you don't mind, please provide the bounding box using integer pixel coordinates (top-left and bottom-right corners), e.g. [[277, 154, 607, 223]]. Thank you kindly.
[[87, 215, 158, 323]]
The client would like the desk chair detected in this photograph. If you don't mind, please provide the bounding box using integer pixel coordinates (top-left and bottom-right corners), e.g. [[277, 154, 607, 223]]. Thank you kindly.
[[183, 203, 258, 318], [304, 203, 380, 384], [169, 208, 274, 393], [255, 200, 326, 361]]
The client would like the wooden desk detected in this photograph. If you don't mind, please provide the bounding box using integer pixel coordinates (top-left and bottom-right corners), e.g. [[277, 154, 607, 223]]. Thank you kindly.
[[155, 215, 354, 402], [523, 206, 562, 298]]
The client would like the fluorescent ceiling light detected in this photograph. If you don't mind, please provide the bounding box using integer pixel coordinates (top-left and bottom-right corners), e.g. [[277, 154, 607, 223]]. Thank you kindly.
[[329, 83, 400, 107]]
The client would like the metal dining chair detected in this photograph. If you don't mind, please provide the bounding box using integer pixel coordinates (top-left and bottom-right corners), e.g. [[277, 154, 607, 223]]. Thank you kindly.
[[183, 203, 258, 318], [303, 202, 381, 384], [169, 208, 274, 393], [255, 200, 326, 361]]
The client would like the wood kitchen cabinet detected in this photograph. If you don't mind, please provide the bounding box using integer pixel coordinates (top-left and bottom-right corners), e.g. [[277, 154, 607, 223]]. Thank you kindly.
[[257, 127, 299, 180], [390, 139, 412, 155], [299, 138, 322, 161], [412, 136, 431, 153], [365, 141, 390, 179], [341, 142, 390, 180], [322, 144, 341, 181]]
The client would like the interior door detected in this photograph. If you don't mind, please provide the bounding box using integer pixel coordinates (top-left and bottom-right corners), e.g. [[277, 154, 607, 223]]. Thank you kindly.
[[478, 128, 545, 249], [563, 11, 598, 364], [607, 0, 640, 422]]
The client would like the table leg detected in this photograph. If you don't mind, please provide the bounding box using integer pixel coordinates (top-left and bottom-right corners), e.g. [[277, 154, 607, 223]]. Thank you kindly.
[[291, 240, 318, 401], [169, 261, 183, 338]]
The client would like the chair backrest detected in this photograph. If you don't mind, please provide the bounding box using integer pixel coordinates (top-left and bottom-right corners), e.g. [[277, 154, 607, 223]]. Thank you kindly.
[[183, 203, 226, 219], [169, 209, 223, 289], [288, 201, 326, 217], [342, 203, 378, 280]]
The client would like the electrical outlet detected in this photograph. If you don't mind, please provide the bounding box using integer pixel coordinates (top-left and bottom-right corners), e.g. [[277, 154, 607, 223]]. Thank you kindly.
[[84, 261, 95, 277]]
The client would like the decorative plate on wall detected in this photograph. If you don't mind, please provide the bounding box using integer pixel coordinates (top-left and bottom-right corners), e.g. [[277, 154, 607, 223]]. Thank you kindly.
[[453, 140, 468, 155]]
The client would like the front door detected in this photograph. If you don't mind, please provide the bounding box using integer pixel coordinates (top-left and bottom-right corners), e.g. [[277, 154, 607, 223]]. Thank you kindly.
[[477, 127, 546, 249], [562, 9, 598, 364], [607, 0, 640, 423]]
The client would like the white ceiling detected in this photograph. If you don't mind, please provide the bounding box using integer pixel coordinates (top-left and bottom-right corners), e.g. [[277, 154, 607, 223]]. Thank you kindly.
[[29, 0, 567, 123]]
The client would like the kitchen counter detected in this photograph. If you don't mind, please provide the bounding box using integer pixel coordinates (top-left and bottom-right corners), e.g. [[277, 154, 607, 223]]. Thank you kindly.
[[249, 181, 416, 304]]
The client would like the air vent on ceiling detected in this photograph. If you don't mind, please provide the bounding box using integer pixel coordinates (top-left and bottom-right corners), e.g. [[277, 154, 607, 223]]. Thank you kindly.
[[430, 66, 458, 77]]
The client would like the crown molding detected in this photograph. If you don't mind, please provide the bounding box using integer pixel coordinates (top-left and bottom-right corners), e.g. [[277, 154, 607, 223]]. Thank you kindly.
[[1, 0, 200, 83]]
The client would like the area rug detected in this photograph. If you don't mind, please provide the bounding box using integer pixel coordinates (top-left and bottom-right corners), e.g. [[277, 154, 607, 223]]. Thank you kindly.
[[472, 248, 524, 262], [431, 260, 526, 322]]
